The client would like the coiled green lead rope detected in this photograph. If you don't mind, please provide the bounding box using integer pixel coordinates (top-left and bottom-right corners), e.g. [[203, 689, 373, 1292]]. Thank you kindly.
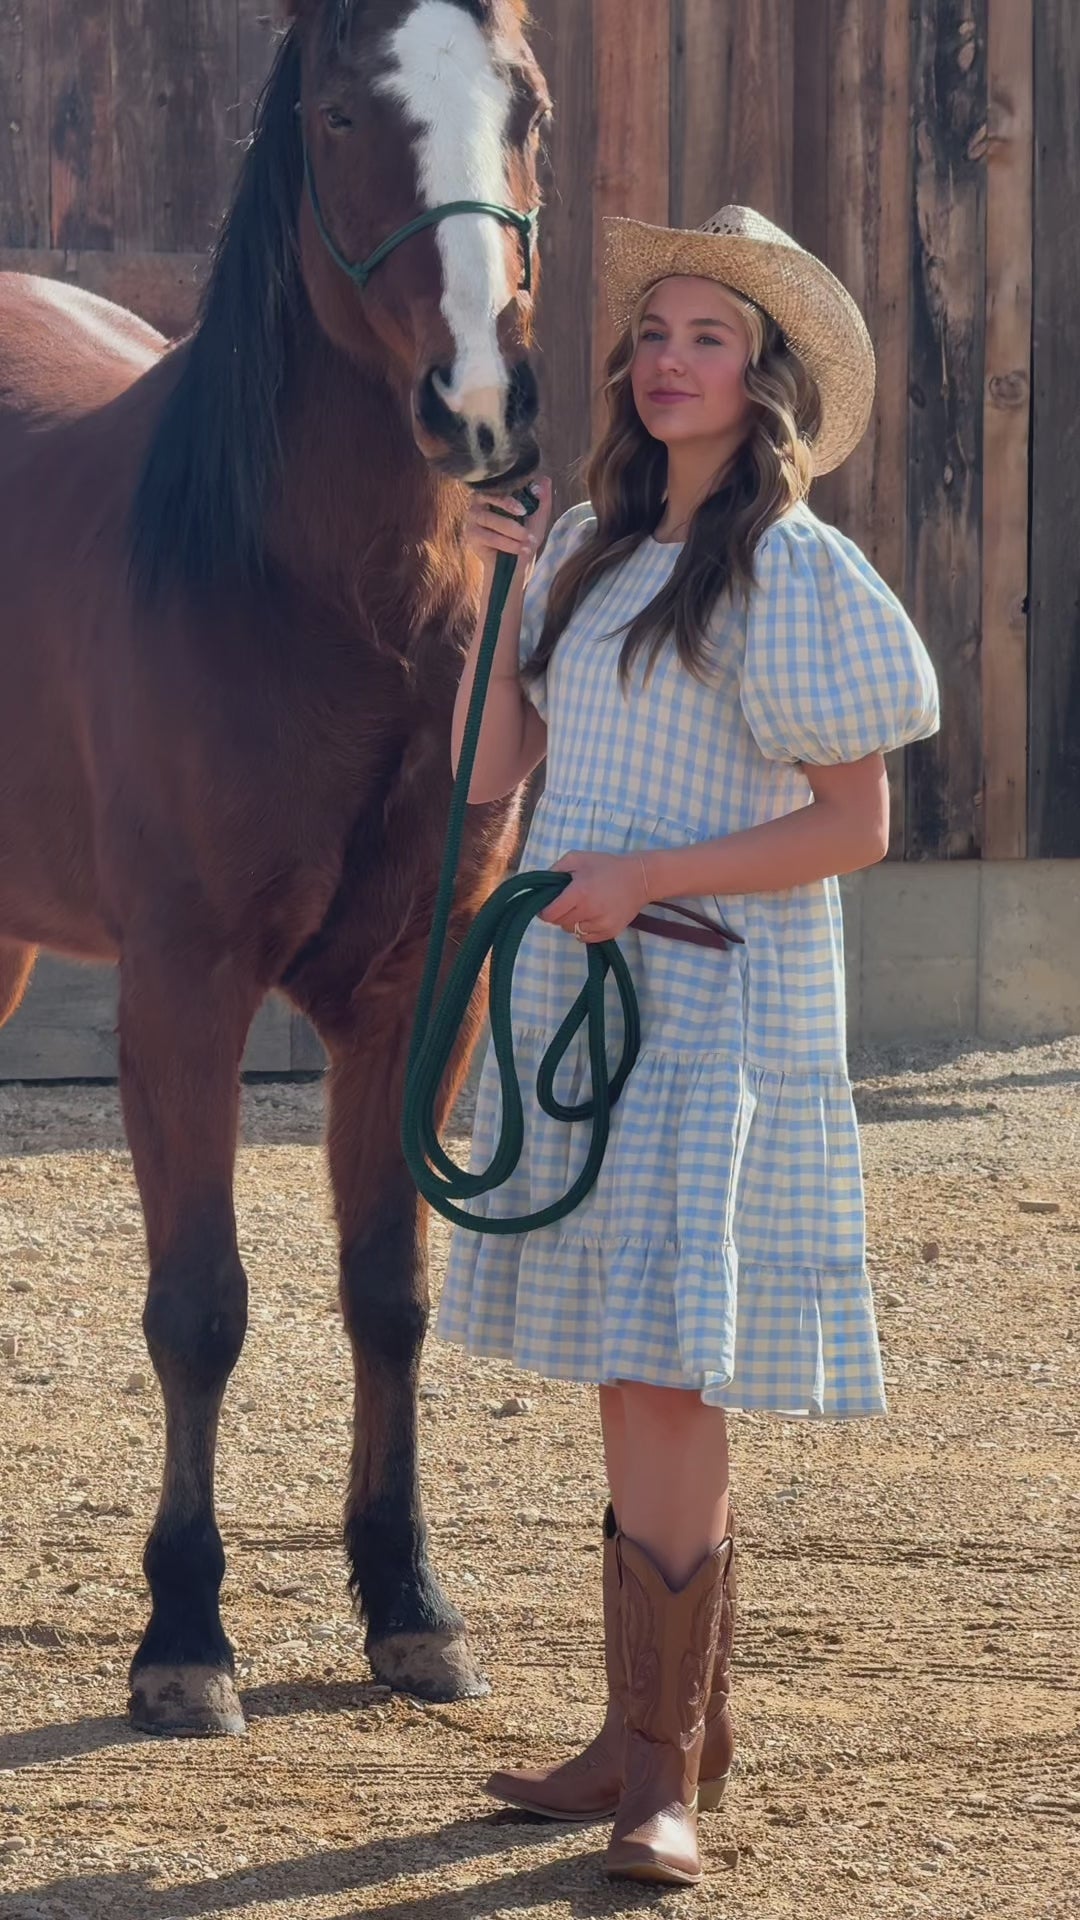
[[401, 490, 641, 1233]]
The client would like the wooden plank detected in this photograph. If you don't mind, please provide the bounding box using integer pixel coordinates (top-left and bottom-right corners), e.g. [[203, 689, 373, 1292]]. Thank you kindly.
[[1028, 0, 1080, 856], [237, 3, 280, 144], [671, 1, 794, 231], [906, 0, 987, 860], [110, 1, 238, 252], [791, 0, 834, 528], [982, 0, 1032, 859], [824, 0, 913, 855], [0, 0, 50, 245], [590, 1, 670, 432], [0, 958, 293, 1081], [0, 246, 209, 339], [791, 0, 830, 264], [48, 0, 114, 250], [527, 0, 597, 505], [821, 0, 911, 589]]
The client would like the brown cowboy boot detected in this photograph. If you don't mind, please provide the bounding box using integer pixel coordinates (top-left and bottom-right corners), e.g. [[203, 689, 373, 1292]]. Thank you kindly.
[[484, 1503, 736, 1821], [483, 1504, 624, 1821], [604, 1532, 730, 1886], [699, 1500, 736, 1810]]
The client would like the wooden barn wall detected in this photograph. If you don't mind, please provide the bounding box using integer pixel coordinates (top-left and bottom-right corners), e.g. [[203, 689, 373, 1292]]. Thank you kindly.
[[0, 1, 1074, 863], [0, 1, 277, 334]]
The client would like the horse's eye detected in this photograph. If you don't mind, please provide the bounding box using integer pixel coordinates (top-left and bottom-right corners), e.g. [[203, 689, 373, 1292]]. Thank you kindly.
[[322, 105, 353, 134]]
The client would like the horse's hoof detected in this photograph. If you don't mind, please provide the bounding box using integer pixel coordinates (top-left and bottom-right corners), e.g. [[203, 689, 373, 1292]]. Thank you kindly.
[[366, 1628, 490, 1702], [128, 1663, 247, 1737]]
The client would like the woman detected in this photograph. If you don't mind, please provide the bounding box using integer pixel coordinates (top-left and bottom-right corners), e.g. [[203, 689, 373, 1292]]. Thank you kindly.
[[438, 204, 939, 1887]]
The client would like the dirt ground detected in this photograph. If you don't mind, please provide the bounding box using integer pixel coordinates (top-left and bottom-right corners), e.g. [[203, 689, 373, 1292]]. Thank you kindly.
[[0, 1035, 1078, 1920]]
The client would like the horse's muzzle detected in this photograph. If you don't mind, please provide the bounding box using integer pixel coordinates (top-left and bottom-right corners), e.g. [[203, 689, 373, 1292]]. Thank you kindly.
[[413, 358, 540, 484]]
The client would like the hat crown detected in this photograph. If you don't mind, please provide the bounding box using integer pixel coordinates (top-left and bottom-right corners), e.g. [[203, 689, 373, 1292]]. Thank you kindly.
[[698, 206, 803, 253]]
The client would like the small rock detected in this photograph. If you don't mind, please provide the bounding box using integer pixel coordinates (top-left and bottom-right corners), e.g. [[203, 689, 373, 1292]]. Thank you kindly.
[[124, 1370, 148, 1395], [0, 1334, 19, 1360], [883, 1291, 905, 1309], [0, 1835, 33, 1857], [921, 1240, 940, 1263], [1018, 1198, 1060, 1215], [9, 1278, 33, 1294], [517, 1507, 543, 1527], [236, 1398, 258, 1413], [493, 1394, 532, 1417], [719, 1843, 740, 1869], [309, 1624, 336, 1641], [419, 1384, 447, 1400]]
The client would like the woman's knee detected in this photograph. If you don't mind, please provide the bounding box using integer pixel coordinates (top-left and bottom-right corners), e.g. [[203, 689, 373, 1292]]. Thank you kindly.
[[618, 1379, 726, 1438]]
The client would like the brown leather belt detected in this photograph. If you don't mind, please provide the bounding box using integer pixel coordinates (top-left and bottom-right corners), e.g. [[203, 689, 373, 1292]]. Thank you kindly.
[[628, 901, 744, 952]]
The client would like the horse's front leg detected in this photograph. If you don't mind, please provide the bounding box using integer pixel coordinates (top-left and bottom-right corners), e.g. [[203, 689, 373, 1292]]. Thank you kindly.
[[119, 943, 260, 1735], [319, 980, 488, 1702]]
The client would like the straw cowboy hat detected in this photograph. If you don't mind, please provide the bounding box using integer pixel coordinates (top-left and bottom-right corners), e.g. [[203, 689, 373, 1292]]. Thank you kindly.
[[603, 206, 875, 476]]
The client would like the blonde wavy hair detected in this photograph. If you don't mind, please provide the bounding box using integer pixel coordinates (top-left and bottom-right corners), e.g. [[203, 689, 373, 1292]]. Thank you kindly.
[[522, 286, 823, 690]]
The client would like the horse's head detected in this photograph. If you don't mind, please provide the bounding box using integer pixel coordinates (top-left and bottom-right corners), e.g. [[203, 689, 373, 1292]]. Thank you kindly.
[[288, 0, 548, 486]]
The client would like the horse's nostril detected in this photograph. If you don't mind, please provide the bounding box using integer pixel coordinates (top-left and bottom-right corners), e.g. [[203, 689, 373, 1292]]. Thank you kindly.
[[477, 425, 495, 458], [506, 360, 539, 432], [417, 367, 461, 441]]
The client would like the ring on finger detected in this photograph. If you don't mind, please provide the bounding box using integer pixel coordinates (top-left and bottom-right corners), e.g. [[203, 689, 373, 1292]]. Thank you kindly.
[[573, 921, 587, 942]]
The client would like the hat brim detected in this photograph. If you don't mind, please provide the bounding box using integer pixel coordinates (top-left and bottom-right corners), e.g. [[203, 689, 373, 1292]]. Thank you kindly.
[[602, 216, 875, 477]]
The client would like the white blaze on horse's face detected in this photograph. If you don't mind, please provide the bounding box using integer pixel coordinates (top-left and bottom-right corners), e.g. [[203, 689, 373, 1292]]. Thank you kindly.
[[378, 0, 517, 476]]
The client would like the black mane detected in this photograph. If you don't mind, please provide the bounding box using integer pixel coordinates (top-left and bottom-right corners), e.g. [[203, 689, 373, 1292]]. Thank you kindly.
[[128, 33, 305, 603]]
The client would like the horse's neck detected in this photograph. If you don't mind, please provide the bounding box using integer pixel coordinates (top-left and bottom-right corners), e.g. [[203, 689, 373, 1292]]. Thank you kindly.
[[269, 317, 472, 634]]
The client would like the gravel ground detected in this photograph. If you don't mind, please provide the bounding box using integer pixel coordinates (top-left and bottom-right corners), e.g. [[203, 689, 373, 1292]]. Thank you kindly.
[[0, 1035, 1078, 1919]]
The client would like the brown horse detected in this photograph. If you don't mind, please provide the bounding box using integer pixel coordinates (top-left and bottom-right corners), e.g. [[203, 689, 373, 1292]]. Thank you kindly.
[[0, 0, 549, 1735]]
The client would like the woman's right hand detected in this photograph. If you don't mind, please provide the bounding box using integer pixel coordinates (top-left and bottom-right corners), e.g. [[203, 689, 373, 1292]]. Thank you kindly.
[[464, 475, 554, 567]]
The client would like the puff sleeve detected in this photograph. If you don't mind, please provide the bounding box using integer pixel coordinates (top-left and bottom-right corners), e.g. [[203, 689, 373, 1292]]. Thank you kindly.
[[740, 512, 940, 765], [518, 501, 597, 720]]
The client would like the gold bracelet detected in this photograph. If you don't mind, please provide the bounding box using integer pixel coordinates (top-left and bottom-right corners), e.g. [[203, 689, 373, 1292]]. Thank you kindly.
[[639, 854, 650, 901]]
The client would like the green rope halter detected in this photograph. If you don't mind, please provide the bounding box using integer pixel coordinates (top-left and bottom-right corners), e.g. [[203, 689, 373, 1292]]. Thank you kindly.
[[302, 140, 537, 295]]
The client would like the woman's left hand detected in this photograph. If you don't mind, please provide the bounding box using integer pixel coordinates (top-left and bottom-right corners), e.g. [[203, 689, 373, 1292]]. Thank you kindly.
[[539, 850, 650, 943]]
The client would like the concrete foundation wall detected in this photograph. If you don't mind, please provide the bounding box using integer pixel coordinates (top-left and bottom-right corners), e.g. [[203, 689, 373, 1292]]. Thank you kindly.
[[840, 860, 1080, 1049], [0, 861, 1078, 1081]]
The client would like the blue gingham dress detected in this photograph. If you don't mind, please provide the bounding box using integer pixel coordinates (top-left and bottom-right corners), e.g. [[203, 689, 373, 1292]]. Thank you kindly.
[[437, 501, 940, 1418]]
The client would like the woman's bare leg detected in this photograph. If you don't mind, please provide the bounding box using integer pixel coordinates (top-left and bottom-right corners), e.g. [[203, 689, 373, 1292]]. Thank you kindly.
[[598, 1382, 626, 1516], [616, 1381, 729, 1587]]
